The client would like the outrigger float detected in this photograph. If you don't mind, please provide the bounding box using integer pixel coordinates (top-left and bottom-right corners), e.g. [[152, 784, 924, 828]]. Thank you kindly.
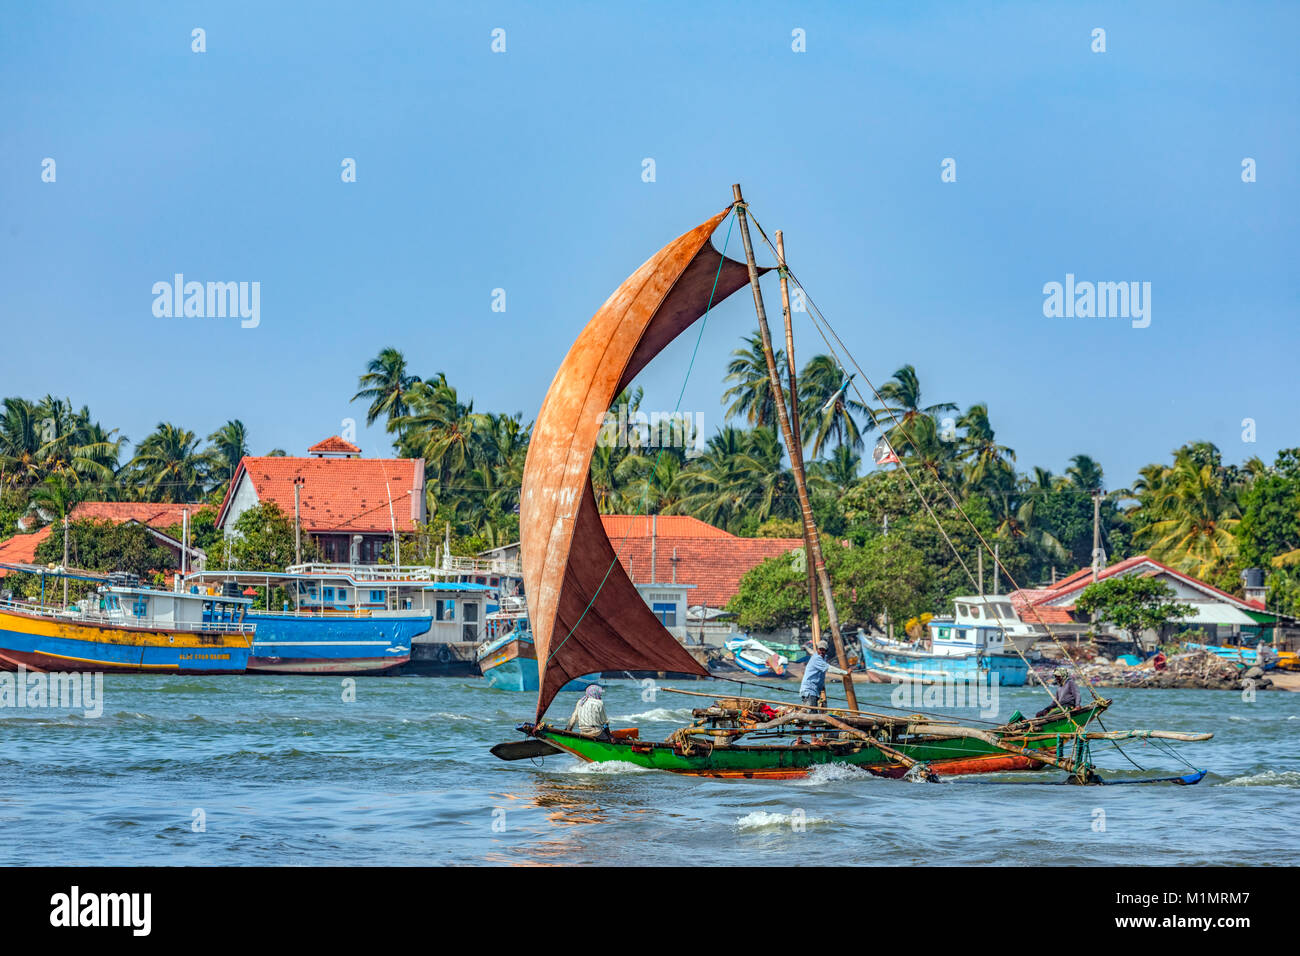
[[491, 185, 1213, 785]]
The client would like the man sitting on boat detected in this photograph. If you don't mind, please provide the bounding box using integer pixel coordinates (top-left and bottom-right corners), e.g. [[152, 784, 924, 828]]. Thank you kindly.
[[800, 640, 848, 709], [1035, 667, 1081, 717], [566, 685, 612, 740]]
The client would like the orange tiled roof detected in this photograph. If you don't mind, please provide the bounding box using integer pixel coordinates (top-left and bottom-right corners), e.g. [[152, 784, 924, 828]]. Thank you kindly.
[[69, 501, 206, 529], [308, 436, 362, 455], [609, 536, 803, 609], [601, 514, 736, 540], [0, 526, 53, 576], [217, 455, 425, 534]]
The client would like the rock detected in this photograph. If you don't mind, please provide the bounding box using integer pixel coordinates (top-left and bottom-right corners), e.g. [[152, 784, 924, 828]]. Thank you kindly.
[[1244, 666, 1264, 680]]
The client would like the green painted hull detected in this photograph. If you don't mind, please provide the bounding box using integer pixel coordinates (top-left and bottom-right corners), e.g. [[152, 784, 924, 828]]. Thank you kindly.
[[524, 703, 1106, 779]]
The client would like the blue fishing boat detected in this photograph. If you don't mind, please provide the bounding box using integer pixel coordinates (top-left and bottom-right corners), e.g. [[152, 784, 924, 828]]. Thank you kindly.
[[184, 565, 493, 675], [476, 597, 600, 692], [858, 595, 1039, 686], [0, 566, 253, 674], [1180, 640, 1275, 670]]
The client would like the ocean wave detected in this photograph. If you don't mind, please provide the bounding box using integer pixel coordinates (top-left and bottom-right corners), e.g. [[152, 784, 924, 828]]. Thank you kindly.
[[559, 760, 652, 775], [735, 810, 830, 831], [613, 707, 695, 722], [1220, 770, 1300, 788], [796, 763, 875, 785]]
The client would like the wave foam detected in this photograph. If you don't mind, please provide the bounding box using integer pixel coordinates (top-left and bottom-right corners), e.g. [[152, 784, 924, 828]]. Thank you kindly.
[[561, 760, 653, 775], [613, 707, 695, 722], [735, 810, 830, 831], [1221, 770, 1300, 788]]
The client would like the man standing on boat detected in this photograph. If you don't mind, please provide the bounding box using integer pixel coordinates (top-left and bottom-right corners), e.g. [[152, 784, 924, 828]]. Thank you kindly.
[[566, 684, 612, 740], [1035, 667, 1081, 717], [800, 640, 848, 709]]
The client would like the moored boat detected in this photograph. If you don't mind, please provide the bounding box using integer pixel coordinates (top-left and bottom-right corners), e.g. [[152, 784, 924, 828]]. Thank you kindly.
[[0, 567, 253, 674], [723, 636, 789, 677], [477, 597, 600, 692], [184, 564, 491, 675]]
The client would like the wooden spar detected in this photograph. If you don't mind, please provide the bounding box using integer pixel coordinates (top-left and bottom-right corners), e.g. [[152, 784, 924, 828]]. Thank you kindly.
[[908, 722, 1092, 778], [776, 229, 822, 653], [658, 685, 952, 725], [1024, 730, 1213, 743], [731, 184, 858, 710]]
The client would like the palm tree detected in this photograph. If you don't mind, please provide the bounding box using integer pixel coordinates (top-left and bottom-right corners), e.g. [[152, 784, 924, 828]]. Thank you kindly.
[[873, 365, 957, 444], [722, 332, 787, 430], [1138, 456, 1241, 578], [1066, 454, 1105, 493], [353, 347, 420, 430], [127, 423, 210, 502], [958, 404, 1016, 494], [207, 420, 249, 483], [810, 444, 862, 493], [798, 354, 868, 457]]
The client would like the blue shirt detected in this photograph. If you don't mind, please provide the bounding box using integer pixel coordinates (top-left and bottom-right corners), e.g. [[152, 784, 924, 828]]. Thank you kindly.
[[801, 653, 833, 699]]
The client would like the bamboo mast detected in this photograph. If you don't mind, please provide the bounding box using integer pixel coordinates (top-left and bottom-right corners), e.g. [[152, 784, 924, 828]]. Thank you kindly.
[[731, 184, 857, 709], [775, 230, 822, 652]]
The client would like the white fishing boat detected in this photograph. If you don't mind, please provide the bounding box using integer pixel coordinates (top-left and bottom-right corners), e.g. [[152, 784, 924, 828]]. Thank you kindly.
[[724, 637, 789, 677]]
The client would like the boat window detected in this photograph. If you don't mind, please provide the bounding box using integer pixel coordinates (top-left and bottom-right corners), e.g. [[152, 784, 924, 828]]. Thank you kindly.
[[323, 587, 334, 601], [369, 590, 384, 604], [956, 604, 968, 617], [338, 588, 349, 602], [463, 602, 478, 623], [435, 599, 456, 621], [653, 602, 677, 627]]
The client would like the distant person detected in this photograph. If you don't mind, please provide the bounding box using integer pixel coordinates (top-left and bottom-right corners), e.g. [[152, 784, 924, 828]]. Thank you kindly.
[[1035, 667, 1081, 717], [800, 640, 848, 709], [565, 684, 611, 740], [1151, 651, 1167, 671], [1256, 642, 1273, 669]]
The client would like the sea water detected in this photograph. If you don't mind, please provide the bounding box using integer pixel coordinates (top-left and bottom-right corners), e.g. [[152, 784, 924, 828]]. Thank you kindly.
[[0, 676, 1295, 865]]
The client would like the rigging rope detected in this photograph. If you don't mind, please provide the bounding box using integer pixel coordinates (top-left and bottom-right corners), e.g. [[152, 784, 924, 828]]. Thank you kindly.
[[745, 209, 1098, 733]]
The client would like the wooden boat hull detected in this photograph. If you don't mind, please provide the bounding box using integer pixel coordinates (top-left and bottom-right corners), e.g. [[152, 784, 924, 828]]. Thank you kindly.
[[522, 703, 1106, 779], [0, 607, 251, 674], [478, 636, 600, 692], [243, 612, 425, 675]]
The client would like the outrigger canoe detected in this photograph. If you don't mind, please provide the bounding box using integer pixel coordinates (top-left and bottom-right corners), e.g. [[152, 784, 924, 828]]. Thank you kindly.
[[519, 699, 1111, 780], [491, 185, 1214, 785]]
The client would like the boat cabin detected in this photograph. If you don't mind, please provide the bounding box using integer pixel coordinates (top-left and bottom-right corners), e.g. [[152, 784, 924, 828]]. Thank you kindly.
[[96, 586, 252, 632]]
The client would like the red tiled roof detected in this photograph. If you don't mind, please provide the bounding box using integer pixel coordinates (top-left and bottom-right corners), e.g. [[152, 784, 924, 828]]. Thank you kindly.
[[1007, 588, 1076, 624], [308, 436, 362, 455], [0, 527, 53, 576], [217, 455, 425, 534], [69, 501, 206, 530], [601, 514, 735, 540], [1013, 554, 1256, 615], [609, 535, 803, 609]]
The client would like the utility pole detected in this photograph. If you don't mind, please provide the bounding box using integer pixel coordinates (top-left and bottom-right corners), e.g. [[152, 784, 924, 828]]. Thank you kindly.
[[1092, 489, 1102, 582], [775, 229, 821, 653], [293, 477, 304, 565], [993, 543, 1000, 596], [62, 513, 69, 608], [732, 184, 857, 710]]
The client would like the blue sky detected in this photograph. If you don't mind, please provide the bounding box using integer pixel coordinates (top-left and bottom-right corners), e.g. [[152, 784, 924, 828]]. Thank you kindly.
[[2, 1, 1296, 490]]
